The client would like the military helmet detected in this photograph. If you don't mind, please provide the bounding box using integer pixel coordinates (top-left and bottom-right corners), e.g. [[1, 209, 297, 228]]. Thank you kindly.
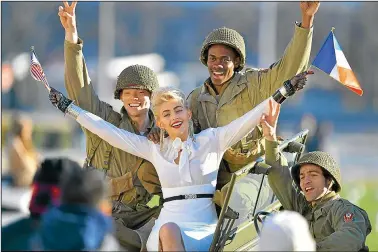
[[200, 27, 246, 72], [291, 151, 341, 192], [114, 64, 159, 100]]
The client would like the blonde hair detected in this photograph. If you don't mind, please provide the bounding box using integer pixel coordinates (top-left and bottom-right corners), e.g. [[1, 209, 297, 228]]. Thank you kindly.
[[151, 87, 188, 118]]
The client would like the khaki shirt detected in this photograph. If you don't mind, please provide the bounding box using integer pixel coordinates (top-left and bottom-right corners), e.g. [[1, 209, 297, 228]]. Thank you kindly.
[[64, 39, 162, 227], [265, 139, 372, 251], [188, 23, 313, 188]]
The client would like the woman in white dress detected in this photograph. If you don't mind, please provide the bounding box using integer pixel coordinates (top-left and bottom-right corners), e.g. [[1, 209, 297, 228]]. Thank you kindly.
[[48, 71, 310, 251]]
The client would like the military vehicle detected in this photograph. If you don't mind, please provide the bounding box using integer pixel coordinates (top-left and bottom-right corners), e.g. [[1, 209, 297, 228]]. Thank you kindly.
[[211, 129, 309, 251]]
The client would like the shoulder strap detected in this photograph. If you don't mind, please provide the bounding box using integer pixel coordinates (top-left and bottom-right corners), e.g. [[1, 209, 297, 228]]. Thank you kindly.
[[84, 110, 121, 169], [84, 137, 103, 169], [102, 113, 123, 170]]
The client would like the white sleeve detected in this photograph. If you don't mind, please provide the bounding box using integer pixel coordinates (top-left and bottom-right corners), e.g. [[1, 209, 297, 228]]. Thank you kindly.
[[76, 109, 153, 161], [215, 98, 271, 152]]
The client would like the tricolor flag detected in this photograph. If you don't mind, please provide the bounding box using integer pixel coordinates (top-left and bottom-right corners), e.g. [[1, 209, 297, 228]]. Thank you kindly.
[[312, 29, 363, 96], [30, 46, 51, 92]]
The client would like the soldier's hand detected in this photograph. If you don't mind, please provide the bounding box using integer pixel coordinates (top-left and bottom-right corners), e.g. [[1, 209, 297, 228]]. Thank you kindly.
[[147, 127, 161, 144], [300, 1, 320, 17], [260, 99, 280, 142], [289, 70, 314, 92], [58, 1, 77, 31]]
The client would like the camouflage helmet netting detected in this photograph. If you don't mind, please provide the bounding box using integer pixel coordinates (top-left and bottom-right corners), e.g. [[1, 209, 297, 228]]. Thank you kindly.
[[114, 64, 159, 99], [291, 151, 342, 192], [200, 27, 246, 72]]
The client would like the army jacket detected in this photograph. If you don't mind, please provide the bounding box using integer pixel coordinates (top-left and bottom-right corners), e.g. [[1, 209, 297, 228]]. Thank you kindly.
[[265, 139, 372, 251], [188, 23, 313, 188], [64, 39, 162, 227]]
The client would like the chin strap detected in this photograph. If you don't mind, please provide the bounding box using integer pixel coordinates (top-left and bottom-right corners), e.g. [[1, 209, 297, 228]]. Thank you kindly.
[[315, 180, 335, 206]]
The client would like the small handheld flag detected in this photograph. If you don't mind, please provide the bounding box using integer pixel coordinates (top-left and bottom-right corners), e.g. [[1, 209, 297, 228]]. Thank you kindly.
[[30, 46, 51, 92], [312, 28, 363, 96]]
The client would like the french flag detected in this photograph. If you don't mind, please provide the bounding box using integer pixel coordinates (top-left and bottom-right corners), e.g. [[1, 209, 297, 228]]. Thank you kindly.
[[312, 29, 363, 96]]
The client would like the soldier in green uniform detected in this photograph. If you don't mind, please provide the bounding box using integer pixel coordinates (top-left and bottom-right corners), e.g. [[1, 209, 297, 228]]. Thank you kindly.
[[58, 2, 161, 250], [261, 101, 372, 251], [187, 2, 320, 220]]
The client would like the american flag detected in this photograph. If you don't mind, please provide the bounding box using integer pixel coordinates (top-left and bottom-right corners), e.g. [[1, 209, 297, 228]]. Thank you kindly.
[[30, 46, 50, 92]]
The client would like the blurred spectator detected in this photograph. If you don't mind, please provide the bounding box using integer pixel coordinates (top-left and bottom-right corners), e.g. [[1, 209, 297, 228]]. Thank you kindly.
[[1, 158, 81, 251], [317, 121, 334, 150], [7, 116, 40, 187], [259, 210, 316, 251], [1, 63, 14, 93], [299, 113, 333, 152], [35, 168, 121, 251]]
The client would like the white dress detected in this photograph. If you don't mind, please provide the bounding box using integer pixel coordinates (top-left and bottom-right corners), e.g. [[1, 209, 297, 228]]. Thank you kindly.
[[74, 98, 272, 251]]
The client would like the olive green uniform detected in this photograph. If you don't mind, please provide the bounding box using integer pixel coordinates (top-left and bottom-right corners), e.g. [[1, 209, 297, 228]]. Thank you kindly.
[[265, 139, 372, 251], [64, 39, 162, 250], [188, 23, 313, 188], [188, 23, 313, 220]]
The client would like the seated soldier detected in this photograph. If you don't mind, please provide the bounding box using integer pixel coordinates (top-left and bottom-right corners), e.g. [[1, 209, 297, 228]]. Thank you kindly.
[[261, 101, 372, 251]]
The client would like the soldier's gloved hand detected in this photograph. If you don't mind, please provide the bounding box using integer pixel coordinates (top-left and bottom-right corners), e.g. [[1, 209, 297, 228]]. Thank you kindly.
[[49, 87, 74, 114], [287, 70, 314, 94]]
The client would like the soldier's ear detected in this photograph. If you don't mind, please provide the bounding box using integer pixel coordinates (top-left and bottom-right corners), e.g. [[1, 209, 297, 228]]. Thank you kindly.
[[234, 57, 241, 69], [326, 179, 334, 190]]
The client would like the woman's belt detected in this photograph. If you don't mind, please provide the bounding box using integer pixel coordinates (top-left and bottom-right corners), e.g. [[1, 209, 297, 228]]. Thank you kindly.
[[163, 194, 213, 203]]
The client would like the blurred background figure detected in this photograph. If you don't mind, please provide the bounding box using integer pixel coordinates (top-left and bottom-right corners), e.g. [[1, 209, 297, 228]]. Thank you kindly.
[[259, 210, 316, 251], [299, 113, 319, 152], [7, 115, 40, 187], [299, 113, 334, 152], [34, 168, 121, 251], [2, 158, 81, 251]]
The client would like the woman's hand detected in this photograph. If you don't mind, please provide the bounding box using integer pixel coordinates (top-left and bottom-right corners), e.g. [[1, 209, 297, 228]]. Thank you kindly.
[[260, 99, 281, 141]]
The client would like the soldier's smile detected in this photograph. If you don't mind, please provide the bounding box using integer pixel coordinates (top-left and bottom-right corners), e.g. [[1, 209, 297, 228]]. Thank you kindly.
[[212, 72, 225, 81], [212, 71, 224, 76], [129, 103, 141, 108], [304, 187, 314, 194]]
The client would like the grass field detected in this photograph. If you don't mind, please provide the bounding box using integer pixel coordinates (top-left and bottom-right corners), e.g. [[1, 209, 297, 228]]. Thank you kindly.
[[341, 180, 378, 251]]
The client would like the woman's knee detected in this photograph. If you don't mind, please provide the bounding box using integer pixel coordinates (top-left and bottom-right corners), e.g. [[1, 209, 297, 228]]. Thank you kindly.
[[159, 222, 181, 238]]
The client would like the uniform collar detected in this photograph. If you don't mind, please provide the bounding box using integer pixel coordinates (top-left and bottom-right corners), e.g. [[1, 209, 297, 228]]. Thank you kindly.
[[310, 191, 339, 209], [200, 72, 248, 109], [120, 107, 155, 135], [204, 74, 235, 97]]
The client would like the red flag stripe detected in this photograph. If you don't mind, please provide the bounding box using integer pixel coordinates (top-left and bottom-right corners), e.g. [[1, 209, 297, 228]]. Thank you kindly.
[[30, 68, 44, 81]]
